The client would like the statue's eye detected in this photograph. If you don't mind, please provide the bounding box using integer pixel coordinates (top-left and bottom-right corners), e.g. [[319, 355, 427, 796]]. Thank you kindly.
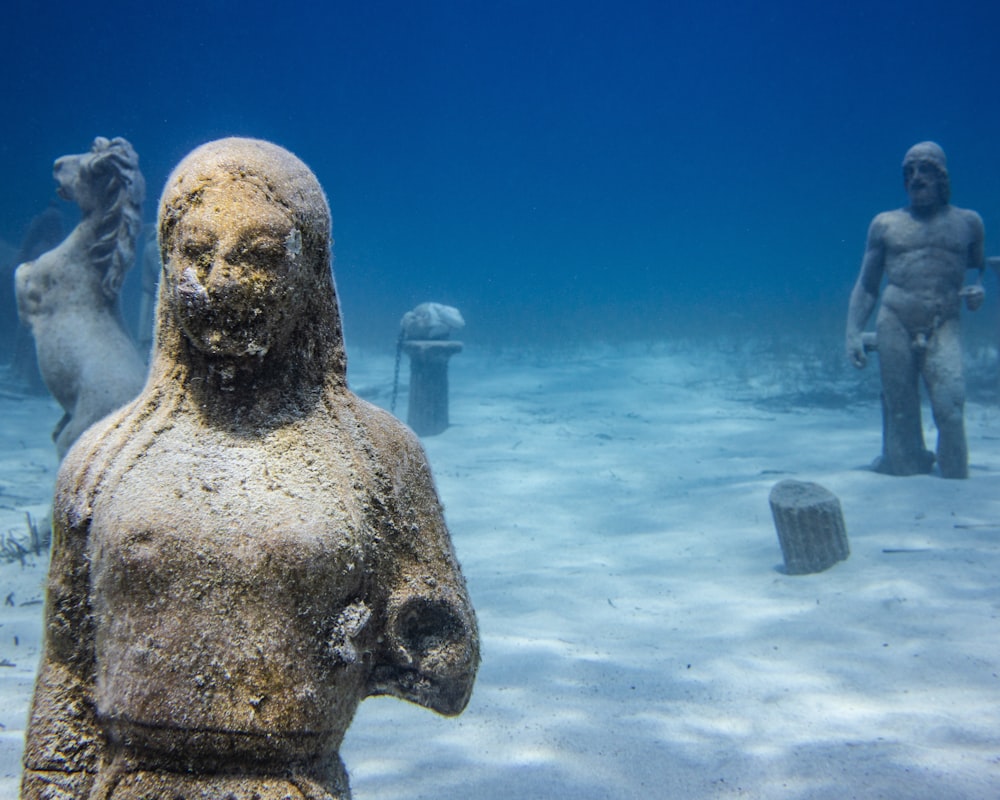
[[228, 238, 284, 266], [180, 239, 214, 262], [176, 237, 216, 279]]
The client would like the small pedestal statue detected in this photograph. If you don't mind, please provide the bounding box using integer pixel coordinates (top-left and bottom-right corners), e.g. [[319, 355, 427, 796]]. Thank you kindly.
[[14, 136, 147, 458], [397, 302, 465, 436], [21, 139, 479, 800]]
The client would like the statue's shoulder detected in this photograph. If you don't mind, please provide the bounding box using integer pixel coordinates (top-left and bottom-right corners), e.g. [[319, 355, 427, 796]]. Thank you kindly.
[[343, 391, 427, 465], [53, 395, 150, 512], [52, 424, 109, 532], [867, 209, 905, 241], [873, 208, 907, 226], [949, 205, 984, 231]]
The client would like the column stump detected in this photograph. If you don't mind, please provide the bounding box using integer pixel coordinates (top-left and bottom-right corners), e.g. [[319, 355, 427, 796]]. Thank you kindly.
[[402, 340, 462, 436], [768, 479, 850, 574]]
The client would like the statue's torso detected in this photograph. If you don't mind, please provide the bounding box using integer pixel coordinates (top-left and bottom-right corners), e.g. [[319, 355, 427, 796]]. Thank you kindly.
[[15, 230, 143, 411], [878, 206, 977, 329], [87, 415, 376, 759]]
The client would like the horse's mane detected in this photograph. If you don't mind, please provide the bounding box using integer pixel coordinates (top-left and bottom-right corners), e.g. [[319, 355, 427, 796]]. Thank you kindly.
[[82, 137, 146, 302]]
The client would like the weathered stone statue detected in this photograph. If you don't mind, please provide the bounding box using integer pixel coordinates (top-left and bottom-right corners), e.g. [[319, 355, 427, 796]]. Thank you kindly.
[[400, 301, 465, 341], [846, 141, 985, 478], [393, 303, 465, 436], [14, 136, 147, 458], [7, 199, 65, 391], [21, 138, 479, 800]]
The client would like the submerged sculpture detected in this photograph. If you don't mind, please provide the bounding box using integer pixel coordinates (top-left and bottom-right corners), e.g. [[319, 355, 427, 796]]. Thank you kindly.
[[394, 302, 465, 436], [22, 138, 479, 799], [8, 200, 65, 392], [400, 301, 465, 341], [846, 142, 985, 478], [14, 136, 147, 458]]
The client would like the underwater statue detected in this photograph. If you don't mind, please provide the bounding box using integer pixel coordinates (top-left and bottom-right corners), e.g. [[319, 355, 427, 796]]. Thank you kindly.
[[21, 138, 479, 799], [393, 303, 465, 436], [14, 136, 147, 459], [400, 301, 465, 341], [846, 141, 985, 478], [7, 199, 65, 392]]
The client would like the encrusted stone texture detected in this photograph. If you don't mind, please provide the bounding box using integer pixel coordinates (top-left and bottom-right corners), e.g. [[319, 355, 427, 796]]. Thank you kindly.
[[769, 480, 850, 575], [22, 138, 479, 799], [14, 137, 147, 459]]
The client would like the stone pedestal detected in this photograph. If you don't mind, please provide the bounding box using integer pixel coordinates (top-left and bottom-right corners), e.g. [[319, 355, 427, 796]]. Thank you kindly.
[[768, 479, 850, 574], [402, 340, 462, 436]]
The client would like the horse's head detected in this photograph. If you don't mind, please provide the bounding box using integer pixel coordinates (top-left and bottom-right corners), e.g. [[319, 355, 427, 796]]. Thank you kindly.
[[54, 137, 143, 218], [51, 137, 145, 301]]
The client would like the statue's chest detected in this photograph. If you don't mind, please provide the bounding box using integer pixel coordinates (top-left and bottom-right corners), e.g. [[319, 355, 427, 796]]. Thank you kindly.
[[885, 212, 969, 259], [88, 429, 372, 604]]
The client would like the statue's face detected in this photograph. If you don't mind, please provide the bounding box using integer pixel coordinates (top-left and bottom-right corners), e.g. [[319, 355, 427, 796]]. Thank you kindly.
[[53, 153, 82, 201], [163, 180, 305, 358], [53, 151, 101, 211], [904, 158, 947, 212]]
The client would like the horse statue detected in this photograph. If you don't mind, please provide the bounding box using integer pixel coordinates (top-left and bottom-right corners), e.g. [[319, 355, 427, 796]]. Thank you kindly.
[[15, 136, 148, 458]]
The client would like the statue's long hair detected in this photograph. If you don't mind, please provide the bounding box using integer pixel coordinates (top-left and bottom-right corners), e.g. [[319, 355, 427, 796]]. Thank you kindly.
[[79, 137, 146, 302]]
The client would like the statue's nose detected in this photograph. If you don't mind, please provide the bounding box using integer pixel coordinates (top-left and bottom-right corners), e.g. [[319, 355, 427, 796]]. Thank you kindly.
[[202, 255, 234, 289], [52, 156, 71, 180], [52, 158, 71, 193]]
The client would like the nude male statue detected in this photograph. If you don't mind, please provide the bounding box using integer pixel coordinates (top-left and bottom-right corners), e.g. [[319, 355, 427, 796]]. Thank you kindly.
[[846, 141, 985, 479]]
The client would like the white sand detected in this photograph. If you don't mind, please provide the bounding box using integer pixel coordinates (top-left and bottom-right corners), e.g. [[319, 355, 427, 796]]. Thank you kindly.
[[1, 343, 999, 799], [0, 383, 60, 798]]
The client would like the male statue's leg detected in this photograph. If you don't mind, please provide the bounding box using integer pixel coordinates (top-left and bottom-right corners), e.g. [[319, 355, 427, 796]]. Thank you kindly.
[[876, 313, 933, 475], [924, 322, 969, 479]]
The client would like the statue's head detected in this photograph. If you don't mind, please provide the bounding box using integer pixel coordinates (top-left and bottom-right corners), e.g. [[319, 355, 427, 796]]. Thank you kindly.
[[400, 302, 465, 341], [156, 138, 343, 382], [54, 136, 144, 215], [902, 141, 950, 209]]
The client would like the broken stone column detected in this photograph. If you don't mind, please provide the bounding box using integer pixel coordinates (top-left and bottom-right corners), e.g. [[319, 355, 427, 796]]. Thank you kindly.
[[403, 339, 462, 436], [769, 479, 850, 574]]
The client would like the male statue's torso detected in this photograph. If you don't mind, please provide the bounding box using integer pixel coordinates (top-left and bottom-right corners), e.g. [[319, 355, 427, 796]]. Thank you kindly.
[[877, 205, 980, 331]]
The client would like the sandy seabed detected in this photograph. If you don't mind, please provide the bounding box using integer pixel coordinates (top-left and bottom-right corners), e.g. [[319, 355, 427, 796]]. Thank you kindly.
[[1, 342, 999, 799]]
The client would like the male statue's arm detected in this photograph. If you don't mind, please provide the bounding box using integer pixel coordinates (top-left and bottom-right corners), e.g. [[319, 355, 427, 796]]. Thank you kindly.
[[21, 472, 103, 799], [962, 210, 986, 311], [846, 217, 886, 368]]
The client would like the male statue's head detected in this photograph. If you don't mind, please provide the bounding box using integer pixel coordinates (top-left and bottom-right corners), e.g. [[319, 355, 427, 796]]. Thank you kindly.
[[902, 140, 950, 211], [154, 138, 345, 410]]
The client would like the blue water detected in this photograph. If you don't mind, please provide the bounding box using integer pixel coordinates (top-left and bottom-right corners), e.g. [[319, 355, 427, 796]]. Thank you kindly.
[[2, 0, 998, 348]]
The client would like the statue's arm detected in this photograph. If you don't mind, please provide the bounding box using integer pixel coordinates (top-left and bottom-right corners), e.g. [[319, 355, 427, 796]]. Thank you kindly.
[[21, 482, 102, 799], [846, 216, 886, 368], [962, 210, 986, 311], [366, 429, 479, 716]]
